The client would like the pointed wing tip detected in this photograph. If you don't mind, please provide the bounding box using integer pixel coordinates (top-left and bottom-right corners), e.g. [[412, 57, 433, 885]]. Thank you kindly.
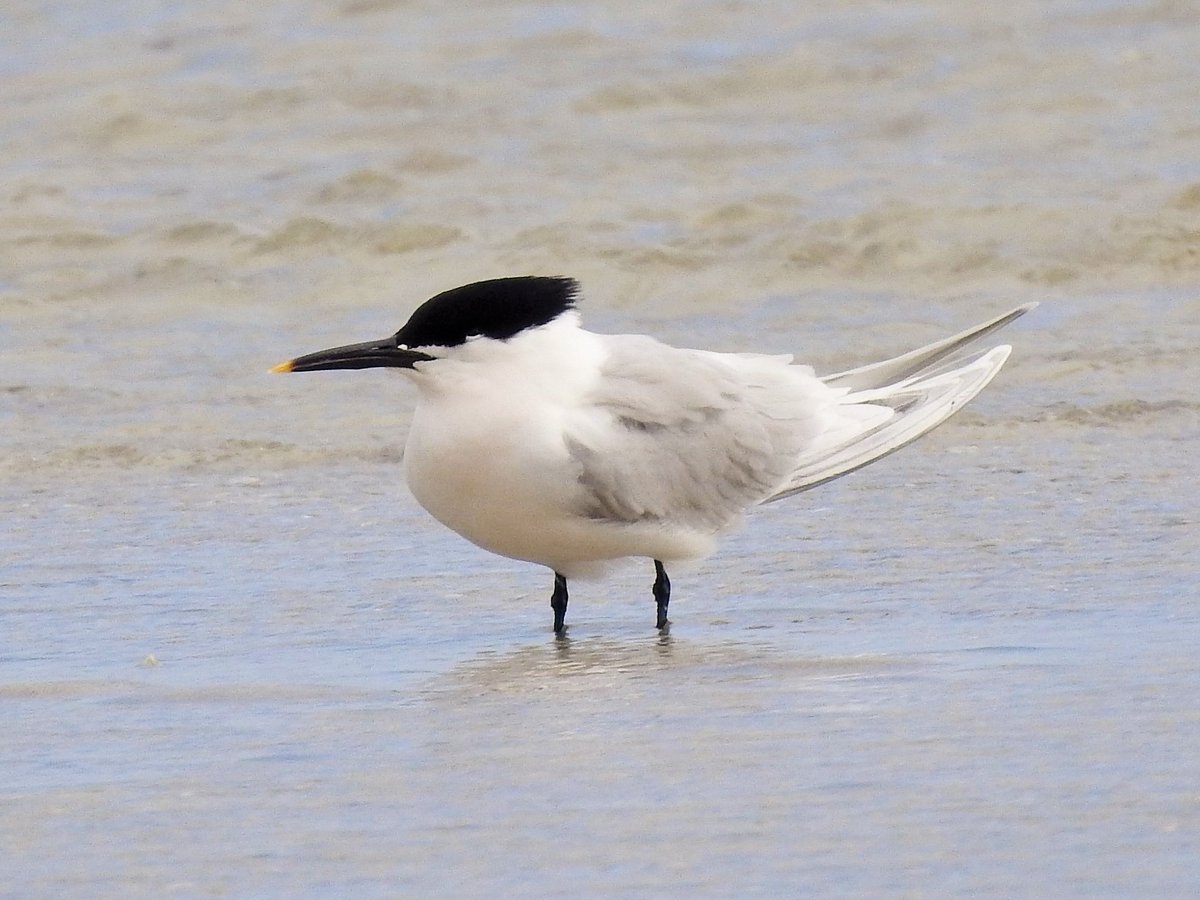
[[996, 302, 1037, 324], [988, 343, 1013, 361]]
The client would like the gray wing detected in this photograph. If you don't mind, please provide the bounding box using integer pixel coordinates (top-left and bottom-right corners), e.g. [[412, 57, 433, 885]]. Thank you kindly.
[[820, 303, 1036, 391], [766, 303, 1036, 501], [564, 335, 832, 532]]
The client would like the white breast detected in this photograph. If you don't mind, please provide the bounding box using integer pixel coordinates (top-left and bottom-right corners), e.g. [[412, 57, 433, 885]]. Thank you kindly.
[[401, 318, 718, 575], [401, 319, 597, 567]]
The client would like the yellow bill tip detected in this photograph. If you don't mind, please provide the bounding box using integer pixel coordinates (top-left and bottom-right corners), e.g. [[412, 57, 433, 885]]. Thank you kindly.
[[270, 360, 295, 374]]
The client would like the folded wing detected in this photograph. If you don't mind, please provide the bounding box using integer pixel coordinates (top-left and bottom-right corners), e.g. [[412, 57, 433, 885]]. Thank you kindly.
[[564, 304, 1034, 532], [565, 336, 850, 532], [765, 303, 1035, 501]]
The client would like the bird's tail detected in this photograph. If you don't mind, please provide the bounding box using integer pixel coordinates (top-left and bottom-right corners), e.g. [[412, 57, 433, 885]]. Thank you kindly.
[[765, 303, 1035, 502]]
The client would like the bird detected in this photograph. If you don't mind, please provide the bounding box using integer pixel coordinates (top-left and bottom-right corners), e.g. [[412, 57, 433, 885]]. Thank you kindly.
[[272, 276, 1032, 634]]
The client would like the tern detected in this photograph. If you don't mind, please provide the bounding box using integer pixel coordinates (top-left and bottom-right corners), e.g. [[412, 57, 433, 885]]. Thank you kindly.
[[273, 277, 1032, 634]]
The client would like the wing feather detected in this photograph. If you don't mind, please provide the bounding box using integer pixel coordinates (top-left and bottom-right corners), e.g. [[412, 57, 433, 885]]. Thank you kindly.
[[564, 336, 842, 532], [562, 304, 1031, 534]]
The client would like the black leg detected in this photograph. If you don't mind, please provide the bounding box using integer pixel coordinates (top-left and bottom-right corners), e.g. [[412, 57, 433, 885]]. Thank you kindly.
[[551, 572, 569, 634], [653, 560, 671, 630]]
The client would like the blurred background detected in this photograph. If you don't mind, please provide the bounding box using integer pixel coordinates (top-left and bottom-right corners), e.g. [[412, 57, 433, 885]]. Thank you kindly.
[[3, 1, 1198, 895]]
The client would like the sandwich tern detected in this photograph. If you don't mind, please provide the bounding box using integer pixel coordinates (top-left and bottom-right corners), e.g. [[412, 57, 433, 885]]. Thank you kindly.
[[273, 277, 1032, 634]]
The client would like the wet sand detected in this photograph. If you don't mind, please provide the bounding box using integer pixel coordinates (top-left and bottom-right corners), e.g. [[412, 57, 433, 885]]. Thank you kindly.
[[3, 0, 1199, 895]]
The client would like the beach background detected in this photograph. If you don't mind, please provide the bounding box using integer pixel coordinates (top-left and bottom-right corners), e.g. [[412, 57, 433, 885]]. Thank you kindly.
[[3, 0, 1198, 895]]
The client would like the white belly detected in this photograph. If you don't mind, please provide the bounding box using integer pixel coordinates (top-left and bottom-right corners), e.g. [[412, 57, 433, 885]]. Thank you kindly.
[[403, 400, 714, 575]]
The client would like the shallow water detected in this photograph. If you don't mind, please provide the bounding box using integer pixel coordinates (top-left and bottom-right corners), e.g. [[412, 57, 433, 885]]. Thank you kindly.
[[4, 0, 1200, 896]]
